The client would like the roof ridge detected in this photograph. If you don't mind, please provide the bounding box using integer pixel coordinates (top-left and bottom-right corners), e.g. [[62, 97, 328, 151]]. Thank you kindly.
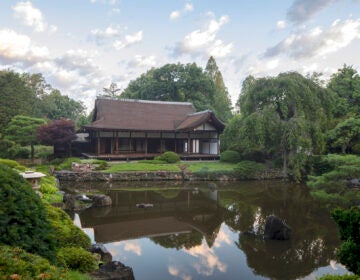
[[97, 97, 193, 106], [188, 110, 212, 116]]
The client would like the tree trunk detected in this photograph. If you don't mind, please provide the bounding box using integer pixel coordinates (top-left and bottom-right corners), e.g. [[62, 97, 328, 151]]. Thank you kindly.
[[341, 144, 346, 154], [30, 142, 35, 162]]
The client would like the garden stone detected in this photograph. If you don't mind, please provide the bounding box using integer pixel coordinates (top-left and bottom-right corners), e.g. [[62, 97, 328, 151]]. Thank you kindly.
[[92, 195, 112, 207], [91, 261, 135, 280], [91, 243, 112, 264]]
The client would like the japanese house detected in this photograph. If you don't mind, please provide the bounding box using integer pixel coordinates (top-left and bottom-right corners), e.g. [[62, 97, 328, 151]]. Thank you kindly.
[[82, 98, 225, 160]]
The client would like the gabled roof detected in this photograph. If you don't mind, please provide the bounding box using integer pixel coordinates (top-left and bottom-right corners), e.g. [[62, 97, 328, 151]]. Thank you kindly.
[[176, 110, 225, 132], [83, 98, 225, 132]]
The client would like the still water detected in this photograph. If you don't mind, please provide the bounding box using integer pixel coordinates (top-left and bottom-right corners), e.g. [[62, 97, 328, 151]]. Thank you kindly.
[[64, 180, 350, 280]]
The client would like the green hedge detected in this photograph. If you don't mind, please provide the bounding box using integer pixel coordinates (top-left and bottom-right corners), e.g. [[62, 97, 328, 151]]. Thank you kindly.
[[220, 150, 240, 163], [156, 151, 180, 163], [0, 164, 57, 261]]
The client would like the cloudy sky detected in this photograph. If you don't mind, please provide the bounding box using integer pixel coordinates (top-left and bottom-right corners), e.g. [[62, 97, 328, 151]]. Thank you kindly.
[[0, 0, 359, 111]]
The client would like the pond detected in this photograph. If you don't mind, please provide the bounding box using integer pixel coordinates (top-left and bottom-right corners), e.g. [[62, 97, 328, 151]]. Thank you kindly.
[[62, 180, 350, 280]]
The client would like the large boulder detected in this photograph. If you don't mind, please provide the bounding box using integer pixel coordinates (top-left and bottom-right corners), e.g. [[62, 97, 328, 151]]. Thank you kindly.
[[63, 193, 76, 210], [91, 261, 135, 280], [92, 195, 112, 207], [264, 215, 291, 240], [91, 243, 112, 264]]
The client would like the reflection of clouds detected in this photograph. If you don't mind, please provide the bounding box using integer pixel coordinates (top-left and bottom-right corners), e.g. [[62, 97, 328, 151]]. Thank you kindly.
[[214, 228, 232, 248], [124, 241, 142, 256], [168, 265, 192, 280], [183, 228, 229, 276]]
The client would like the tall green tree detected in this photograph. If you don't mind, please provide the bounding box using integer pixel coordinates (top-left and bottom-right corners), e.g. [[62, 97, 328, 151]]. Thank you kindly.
[[224, 72, 333, 180], [0, 70, 37, 133], [122, 63, 216, 112], [5, 115, 46, 161], [205, 56, 233, 121], [38, 90, 85, 121], [327, 65, 360, 117]]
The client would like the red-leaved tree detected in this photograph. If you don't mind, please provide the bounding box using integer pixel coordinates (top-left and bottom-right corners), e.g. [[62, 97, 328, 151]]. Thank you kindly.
[[37, 119, 76, 157]]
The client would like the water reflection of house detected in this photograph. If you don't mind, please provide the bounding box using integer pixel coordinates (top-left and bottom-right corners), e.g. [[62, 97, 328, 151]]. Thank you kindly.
[[80, 98, 225, 160], [78, 190, 224, 245]]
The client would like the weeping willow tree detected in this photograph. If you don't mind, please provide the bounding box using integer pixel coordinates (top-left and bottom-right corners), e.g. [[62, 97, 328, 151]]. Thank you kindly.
[[223, 72, 334, 180]]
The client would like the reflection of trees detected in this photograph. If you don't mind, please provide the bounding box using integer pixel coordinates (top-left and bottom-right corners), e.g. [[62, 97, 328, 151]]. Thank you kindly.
[[219, 181, 342, 280], [238, 236, 337, 280], [151, 230, 203, 250]]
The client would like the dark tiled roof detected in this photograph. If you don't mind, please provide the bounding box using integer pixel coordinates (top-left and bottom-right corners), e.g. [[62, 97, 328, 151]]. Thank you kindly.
[[84, 98, 196, 131], [176, 110, 225, 132], [84, 98, 225, 132]]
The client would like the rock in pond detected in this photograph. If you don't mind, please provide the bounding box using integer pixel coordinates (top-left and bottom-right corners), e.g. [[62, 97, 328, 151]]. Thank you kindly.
[[91, 261, 135, 280], [91, 243, 112, 264], [264, 215, 291, 240], [92, 195, 112, 207]]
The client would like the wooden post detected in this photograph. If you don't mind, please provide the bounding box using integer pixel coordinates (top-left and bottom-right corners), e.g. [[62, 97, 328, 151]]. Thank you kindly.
[[187, 132, 190, 154], [115, 131, 119, 154], [145, 132, 148, 154], [129, 132, 132, 152], [174, 132, 177, 153], [160, 132, 163, 153], [97, 131, 100, 155]]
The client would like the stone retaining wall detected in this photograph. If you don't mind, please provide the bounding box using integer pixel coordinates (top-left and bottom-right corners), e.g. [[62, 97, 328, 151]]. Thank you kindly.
[[54, 169, 285, 182]]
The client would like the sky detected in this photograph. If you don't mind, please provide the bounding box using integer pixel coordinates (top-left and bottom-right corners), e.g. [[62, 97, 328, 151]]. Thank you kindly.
[[0, 0, 360, 111]]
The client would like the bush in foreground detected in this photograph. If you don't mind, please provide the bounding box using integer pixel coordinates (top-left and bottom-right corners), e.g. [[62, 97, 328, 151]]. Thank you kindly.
[[0, 164, 56, 261], [56, 247, 98, 273]]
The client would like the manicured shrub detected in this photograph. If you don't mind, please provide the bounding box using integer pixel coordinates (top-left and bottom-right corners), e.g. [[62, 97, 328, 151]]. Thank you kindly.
[[40, 176, 58, 194], [318, 274, 360, 280], [34, 145, 53, 159], [0, 245, 67, 279], [7, 145, 30, 159], [45, 205, 91, 250], [94, 160, 108, 170], [220, 150, 240, 163], [157, 151, 180, 163], [0, 164, 57, 261], [234, 160, 264, 179], [56, 247, 97, 273]]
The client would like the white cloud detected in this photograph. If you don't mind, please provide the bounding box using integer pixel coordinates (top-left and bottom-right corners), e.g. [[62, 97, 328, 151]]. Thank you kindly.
[[128, 55, 157, 68], [91, 24, 122, 45], [173, 15, 233, 58], [0, 29, 49, 64], [184, 3, 194, 12], [113, 30, 143, 50], [277, 20, 286, 29], [170, 11, 181, 20], [169, 2, 194, 20], [12, 1, 57, 33], [111, 8, 120, 14], [265, 18, 360, 59]]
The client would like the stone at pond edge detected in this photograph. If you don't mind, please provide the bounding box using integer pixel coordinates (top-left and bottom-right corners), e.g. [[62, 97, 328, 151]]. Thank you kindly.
[[92, 194, 112, 207], [91, 243, 112, 264], [264, 215, 291, 240], [91, 261, 135, 280]]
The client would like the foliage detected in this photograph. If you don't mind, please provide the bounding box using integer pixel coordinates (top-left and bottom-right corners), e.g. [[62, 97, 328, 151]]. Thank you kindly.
[[0, 164, 57, 261], [234, 161, 265, 179], [56, 247, 97, 273], [307, 154, 360, 208], [45, 205, 91, 250], [156, 151, 180, 163], [318, 275, 360, 280], [185, 162, 236, 172], [39, 176, 62, 204], [37, 90, 85, 121], [0, 245, 68, 279], [0, 137, 16, 158], [205, 56, 233, 121], [7, 145, 31, 159], [5, 115, 47, 160], [0, 158, 26, 171], [0, 70, 37, 133], [224, 72, 334, 181], [220, 150, 240, 163], [332, 207, 360, 275], [327, 65, 360, 117], [122, 62, 216, 112], [327, 117, 360, 154], [56, 157, 82, 170], [37, 119, 77, 146]]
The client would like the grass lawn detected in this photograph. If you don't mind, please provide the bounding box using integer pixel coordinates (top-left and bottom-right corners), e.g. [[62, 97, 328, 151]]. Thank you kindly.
[[104, 162, 181, 172], [104, 161, 236, 173]]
